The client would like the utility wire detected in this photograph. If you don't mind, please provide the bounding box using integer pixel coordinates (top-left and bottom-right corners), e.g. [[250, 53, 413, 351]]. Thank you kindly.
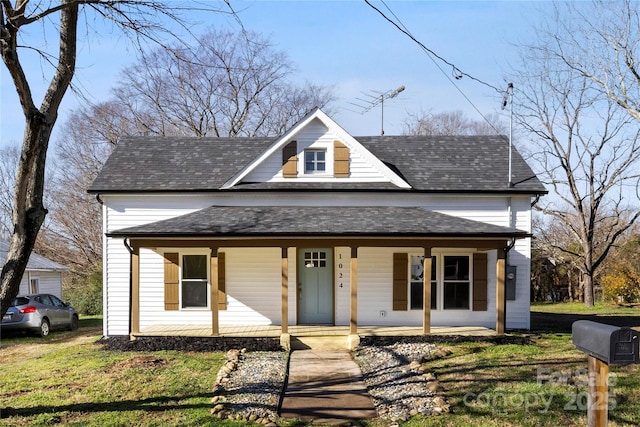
[[365, 0, 507, 133]]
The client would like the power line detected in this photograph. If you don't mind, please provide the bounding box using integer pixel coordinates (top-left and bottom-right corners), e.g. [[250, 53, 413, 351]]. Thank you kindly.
[[365, 0, 507, 134]]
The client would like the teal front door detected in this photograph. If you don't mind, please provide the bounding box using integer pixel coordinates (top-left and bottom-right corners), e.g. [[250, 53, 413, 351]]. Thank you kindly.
[[298, 248, 333, 324]]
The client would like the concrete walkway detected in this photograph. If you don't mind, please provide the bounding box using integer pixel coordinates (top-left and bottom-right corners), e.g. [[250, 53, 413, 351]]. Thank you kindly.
[[279, 350, 377, 425]]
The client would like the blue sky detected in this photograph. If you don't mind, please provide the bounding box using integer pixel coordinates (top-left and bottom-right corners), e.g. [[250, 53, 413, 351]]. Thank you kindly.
[[0, 1, 544, 148]]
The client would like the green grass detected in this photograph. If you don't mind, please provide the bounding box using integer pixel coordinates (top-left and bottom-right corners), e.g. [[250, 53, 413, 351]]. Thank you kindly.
[[532, 301, 640, 316], [0, 320, 247, 426], [1, 305, 639, 426]]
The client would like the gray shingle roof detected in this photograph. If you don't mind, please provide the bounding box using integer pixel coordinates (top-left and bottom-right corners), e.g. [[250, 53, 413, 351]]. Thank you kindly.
[[107, 206, 530, 238], [0, 240, 69, 271], [89, 136, 273, 192], [359, 135, 543, 192], [89, 134, 546, 194]]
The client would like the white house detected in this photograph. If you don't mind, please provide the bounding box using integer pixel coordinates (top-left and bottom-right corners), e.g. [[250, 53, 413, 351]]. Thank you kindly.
[[0, 240, 68, 298], [89, 108, 546, 344]]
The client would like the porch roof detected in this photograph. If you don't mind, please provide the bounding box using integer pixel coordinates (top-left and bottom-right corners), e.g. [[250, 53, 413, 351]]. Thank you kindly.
[[107, 206, 530, 239]]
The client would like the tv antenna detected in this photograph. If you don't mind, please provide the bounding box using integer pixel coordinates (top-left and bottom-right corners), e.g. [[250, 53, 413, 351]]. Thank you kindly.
[[349, 85, 405, 135]]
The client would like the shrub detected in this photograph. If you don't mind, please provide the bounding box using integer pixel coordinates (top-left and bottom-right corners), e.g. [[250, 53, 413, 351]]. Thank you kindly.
[[64, 266, 103, 315], [601, 272, 640, 304]]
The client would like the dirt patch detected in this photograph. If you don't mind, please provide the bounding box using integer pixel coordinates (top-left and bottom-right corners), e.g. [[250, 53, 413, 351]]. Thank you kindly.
[[112, 355, 170, 370]]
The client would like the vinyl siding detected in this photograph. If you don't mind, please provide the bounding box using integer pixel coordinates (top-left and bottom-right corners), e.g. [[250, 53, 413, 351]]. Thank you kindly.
[[135, 248, 286, 330], [19, 271, 63, 298], [101, 193, 534, 334], [354, 247, 497, 328], [244, 119, 388, 183]]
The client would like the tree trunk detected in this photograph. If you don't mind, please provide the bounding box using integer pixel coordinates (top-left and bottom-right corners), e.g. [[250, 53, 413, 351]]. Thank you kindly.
[[0, 117, 54, 316], [583, 274, 595, 307], [0, 1, 78, 317]]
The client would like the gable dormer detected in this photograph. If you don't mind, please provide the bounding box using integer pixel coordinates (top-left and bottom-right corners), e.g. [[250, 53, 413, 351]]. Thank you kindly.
[[222, 108, 410, 188], [280, 136, 350, 179]]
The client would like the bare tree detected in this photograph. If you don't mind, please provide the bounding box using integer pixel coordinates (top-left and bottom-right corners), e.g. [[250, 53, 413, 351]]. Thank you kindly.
[[0, 145, 20, 239], [39, 29, 335, 303], [0, 0, 225, 317], [542, 0, 640, 123], [40, 103, 136, 272], [402, 109, 507, 136], [512, 37, 640, 306], [113, 28, 336, 138]]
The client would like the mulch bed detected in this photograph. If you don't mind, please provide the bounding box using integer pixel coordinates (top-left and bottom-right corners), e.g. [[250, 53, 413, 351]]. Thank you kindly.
[[359, 334, 531, 347], [97, 334, 531, 353], [97, 335, 282, 352]]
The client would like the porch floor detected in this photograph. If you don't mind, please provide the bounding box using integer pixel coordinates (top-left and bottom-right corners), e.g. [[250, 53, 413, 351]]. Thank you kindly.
[[133, 324, 495, 338]]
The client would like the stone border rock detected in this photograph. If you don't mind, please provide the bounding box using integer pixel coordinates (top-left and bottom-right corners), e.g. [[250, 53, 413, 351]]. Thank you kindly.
[[210, 348, 281, 426], [353, 343, 453, 422]]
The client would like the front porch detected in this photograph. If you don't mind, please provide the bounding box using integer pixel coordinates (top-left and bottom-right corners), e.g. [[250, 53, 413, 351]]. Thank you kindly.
[[125, 237, 514, 342]]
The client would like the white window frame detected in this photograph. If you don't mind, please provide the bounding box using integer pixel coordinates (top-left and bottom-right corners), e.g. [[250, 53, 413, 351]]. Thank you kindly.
[[179, 249, 211, 310], [29, 276, 40, 294], [409, 253, 437, 311], [441, 252, 472, 310], [409, 251, 474, 311], [304, 149, 327, 174]]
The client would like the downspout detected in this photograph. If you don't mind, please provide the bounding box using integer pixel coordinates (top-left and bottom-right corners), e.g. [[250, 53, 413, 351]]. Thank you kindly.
[[100, 196, 107, 338]]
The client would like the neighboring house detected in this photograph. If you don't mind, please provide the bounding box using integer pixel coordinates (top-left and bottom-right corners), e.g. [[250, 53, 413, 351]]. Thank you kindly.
[[89, 108, 546, 343], [0, 240, 68, 298]]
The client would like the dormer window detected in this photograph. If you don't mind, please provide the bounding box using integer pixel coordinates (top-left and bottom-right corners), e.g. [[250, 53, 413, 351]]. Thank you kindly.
[[304, 149, 326, 174]]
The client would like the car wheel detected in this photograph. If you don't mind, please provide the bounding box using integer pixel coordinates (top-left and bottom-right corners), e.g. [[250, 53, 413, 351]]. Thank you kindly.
[[69, 315, 79, 331], [38, 318, 50, 337]]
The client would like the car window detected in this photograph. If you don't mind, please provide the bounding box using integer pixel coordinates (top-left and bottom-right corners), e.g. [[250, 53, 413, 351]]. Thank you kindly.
[[39, 294, 54, 305], [10, 297, 29, 307], [49, 295, 65, 307]]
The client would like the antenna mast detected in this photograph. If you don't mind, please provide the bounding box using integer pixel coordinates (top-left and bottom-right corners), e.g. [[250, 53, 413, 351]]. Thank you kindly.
[[349, 85, 405, 135], [502, 83, 514, 187]]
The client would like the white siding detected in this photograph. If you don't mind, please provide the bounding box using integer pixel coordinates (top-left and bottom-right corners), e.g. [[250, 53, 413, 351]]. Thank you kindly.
[[19, 271, 62, 298], [135, 247, 284, 330], [222, 248, 282, 325], [355, 247, 497, 328], [506, 197, 533, 329], [103, 194, 215, 336], [102, 193, 535, 333], [244, 118, 390, 183]]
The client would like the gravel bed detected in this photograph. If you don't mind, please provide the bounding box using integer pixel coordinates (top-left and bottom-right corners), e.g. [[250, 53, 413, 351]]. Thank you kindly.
[[99, 336, 504, 422], [353, 342, 449, 421], [216, 350, 287, 423], [218, 342, 451, 423]]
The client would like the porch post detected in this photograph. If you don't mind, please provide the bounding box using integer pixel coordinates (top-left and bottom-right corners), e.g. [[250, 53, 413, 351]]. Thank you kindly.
[[496, 248, 506, 335], [350, 246, 358, 335], [210, 248, 219, 337], [423, 247, 432, 335], [281, 247, 289, 334], [131, 246, 140, 335]]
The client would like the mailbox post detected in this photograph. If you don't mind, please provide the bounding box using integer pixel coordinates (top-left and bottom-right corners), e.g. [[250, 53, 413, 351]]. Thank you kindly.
[[572, 320, 639, 427]]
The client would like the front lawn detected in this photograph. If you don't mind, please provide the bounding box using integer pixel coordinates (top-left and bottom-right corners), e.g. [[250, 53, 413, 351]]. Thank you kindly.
[[1, 305, 639, 426], [0, 319, 243, 427]]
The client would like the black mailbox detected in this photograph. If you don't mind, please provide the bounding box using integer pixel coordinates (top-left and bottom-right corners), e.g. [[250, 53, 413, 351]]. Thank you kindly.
[[572, 320, 639, 365]]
